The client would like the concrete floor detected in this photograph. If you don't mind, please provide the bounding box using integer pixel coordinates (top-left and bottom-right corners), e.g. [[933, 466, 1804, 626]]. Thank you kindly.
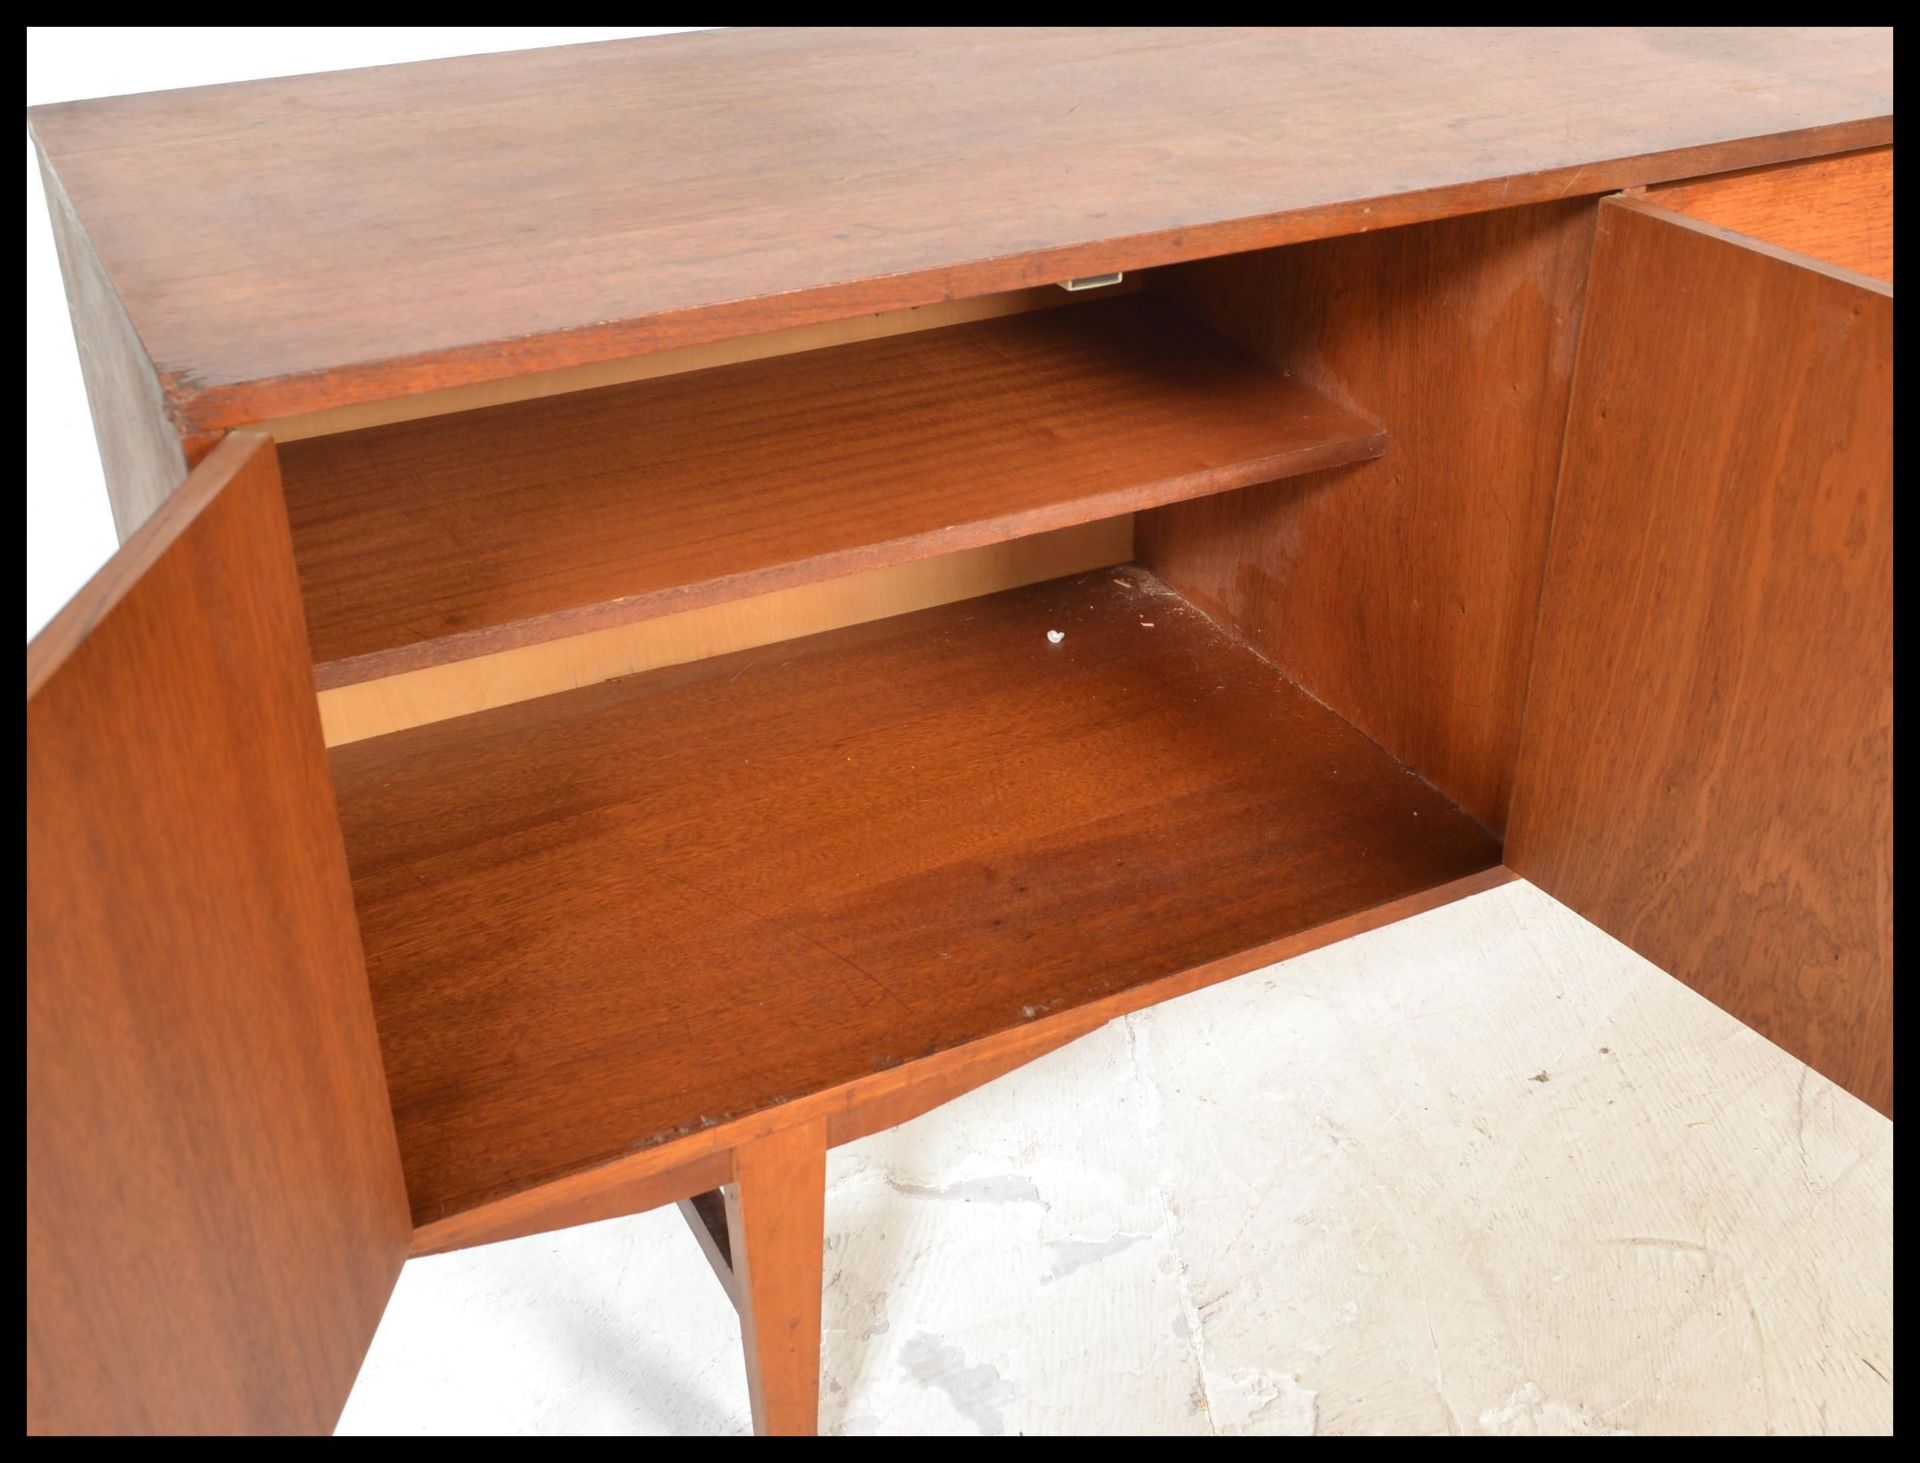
[[337, 880, 1893, 1435]]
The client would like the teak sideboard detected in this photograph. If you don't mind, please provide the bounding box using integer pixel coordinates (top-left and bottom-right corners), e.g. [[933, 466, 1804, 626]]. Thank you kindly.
[[25, 27, 1892, 1436]]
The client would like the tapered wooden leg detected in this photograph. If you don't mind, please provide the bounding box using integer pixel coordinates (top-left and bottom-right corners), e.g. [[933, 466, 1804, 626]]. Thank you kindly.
[[725, 1117, 827, 1436]]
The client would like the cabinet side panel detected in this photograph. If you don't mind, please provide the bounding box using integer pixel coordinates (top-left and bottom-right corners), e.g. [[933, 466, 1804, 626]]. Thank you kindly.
[[1646, 145, 1892, 284], [1508, 199, 1892, 1115], [1138, 200, 1597, 831], [32, 137, 189, 541], [27, 436, 411, 1433]]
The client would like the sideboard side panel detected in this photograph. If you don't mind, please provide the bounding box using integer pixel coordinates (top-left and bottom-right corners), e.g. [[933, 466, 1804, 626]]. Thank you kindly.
[[32, 136, 188, 541], [1646, 145, 1892, 284]]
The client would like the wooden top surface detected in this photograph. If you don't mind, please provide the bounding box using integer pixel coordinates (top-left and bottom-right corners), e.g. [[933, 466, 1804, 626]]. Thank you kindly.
[[28, 27, 1891, 434], [330, 572, 1499, 1224], [281, 296, 1384, 685]]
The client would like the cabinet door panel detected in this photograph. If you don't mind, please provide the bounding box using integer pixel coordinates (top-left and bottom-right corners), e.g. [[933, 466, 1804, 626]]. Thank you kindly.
[[27, 433, 410, 1433], [1510, 196, 1892, 1115]]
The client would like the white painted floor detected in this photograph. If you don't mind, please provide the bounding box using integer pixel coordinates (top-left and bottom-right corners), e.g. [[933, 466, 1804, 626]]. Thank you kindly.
[[336, 880, 1893, 1436]]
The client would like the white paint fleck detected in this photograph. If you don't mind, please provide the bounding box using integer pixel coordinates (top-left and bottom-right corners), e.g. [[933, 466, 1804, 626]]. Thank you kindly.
[[1479, 1383, 1633, 1435], [886, 1173, 1044, 1206], [1211, 1368, 1318, 1435]]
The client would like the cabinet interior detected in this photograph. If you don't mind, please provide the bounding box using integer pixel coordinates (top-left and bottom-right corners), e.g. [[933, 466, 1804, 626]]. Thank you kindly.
[[274, 244, 1515, 1225], [24, 31, 1893, 1437]]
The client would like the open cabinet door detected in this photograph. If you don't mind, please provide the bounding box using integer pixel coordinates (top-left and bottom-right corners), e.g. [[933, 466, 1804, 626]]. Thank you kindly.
[[1509, 195, 1892, 1116], [27, 434, 412, 1434]]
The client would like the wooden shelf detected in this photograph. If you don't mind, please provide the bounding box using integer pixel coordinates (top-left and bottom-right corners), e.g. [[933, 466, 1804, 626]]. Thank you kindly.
[[282, 296, 1386, 688], [330, 572, 1499, 1226]]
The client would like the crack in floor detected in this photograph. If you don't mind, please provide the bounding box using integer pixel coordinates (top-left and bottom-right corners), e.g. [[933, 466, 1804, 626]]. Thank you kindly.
[[1121, 1011, 1222, 1436]]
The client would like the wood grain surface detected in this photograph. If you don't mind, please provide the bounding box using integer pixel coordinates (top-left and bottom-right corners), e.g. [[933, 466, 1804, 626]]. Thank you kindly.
[[282, 296, 1383, 686], [26, 435, 411, 1434], [1140, 200, 1597, 832], [1509, 198, 1892, 1115], [677, 1190, 738, 1308], [330, 572, 1500, 1228], [261, 278, 1142, 443], [316, 518, 1133, 745], [340, 877, 1889, 1437], [1647, 146, 1892, 282], [30, 141, 186, 541], [822, 1014, 1106, 1150], [27, 27, 1890, 435], [728, 1119, 829, 1435], [400, 867, 1509, 1257], [411, 1150, 732, 1260]]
